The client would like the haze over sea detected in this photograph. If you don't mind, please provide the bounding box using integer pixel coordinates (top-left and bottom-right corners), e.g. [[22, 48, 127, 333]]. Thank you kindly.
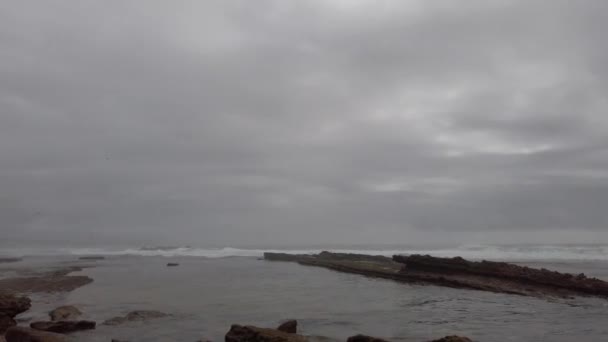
[[3, 244, 608, 342]]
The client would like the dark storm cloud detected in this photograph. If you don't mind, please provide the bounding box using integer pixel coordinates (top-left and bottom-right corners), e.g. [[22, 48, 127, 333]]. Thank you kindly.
[[1, 0, 608, 245]]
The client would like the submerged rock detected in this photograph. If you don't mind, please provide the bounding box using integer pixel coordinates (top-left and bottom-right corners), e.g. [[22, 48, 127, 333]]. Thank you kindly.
[[30, 320, 95, 333], [276, 320, 297, 334], [225, 324, 308, 342], [103, 310, 168, 326], [5, 327, 67, 342], [167, 263, 180, 267], [0, 293, 31, 318], [78, 256, 105, 260], [0, 313, 16, 334], [429, 336, 472, 342], [49, 305, 82, 321], [346, 335, 389, 342]]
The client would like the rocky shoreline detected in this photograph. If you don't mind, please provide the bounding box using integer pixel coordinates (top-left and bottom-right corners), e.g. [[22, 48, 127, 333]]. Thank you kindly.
[[264, 251, 608, 300]]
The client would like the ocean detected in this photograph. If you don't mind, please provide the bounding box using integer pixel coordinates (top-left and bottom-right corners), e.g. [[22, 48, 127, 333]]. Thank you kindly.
[[3, 244, 608, 342]]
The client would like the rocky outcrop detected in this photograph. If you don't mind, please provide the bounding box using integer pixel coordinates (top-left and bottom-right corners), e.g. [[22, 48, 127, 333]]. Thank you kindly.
[[276, 320, 297, 334], [0, 258, 21, 264], [5, 327, 67, 342], [0, 293, 31, 318], [225, 324, 307, 342], [0, 314, 16, 334], [49, 306, 82, 321], [429, 336, 472, 342], [30, 320, 95, 333], [103, 310, 168, 326], [0, 268, 93, 293], [78, 256, 105, 260], [346, 334, 389, 342]]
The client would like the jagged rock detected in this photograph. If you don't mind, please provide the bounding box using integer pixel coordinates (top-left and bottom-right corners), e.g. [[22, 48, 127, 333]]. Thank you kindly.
[[0, 293, 31, 318], [103, 310, 168, 325], [49, 306, 82, 321], [429, 336, 472, 342], [167, 263, 179, 267], [30, 320, 95, 333], [346, 335, 389, 342], [225, 324, 308, 342], [78, 256, 105, 260], [0, 313, 16, 334], [5, 327, 67, 342], [276, 320, 297, 334]]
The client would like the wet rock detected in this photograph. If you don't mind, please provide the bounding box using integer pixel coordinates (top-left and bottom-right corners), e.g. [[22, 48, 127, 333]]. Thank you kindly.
[[167, 263, 179, 267], [111, 340, 129, 342], [78, 256, 105, 260], [5, 327, 67, 342], [30, 320, 95, 334], [0, 313, 16, 334], [49, 306, 82, 321], [0, 293, 31, 318], [346, 335, 389, 342], [429, 336, 472, 342], [0, 258, 22, 264], [225, 324, 308, 342], [103, 310, 168, 326], [276, 320, 297, 334]]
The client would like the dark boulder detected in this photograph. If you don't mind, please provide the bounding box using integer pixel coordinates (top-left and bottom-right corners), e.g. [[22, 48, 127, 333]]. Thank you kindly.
[[225, 324, 308, 342], [5, 327, 67, 342], [49, 305, 82, 321], [346, 335, 389, 342], [0, 313, 16, 334], [0, 293, 31, 318], [276, 320, 297, 334], [30, 320, 96, 334]]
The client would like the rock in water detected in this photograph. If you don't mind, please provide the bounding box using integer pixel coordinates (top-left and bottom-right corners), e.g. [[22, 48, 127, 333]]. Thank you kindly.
[[30, 320, 95, 333], [276, 320, 297, 334], [49, 305, 82, 321], [0, 258, 22, 264], [225, 324, 308, 342], [167, 263, 179, 267], [0, 313, 16, 334], [78, 256, 105, 260], [5, 327, 67, 342], [346, 335, 389, 342], [103, 310, 168, 325], [429, 337, 473, 342], [0, 293, 31, 318]]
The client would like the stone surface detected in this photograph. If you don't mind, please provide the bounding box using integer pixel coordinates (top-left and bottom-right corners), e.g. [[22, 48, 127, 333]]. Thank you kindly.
[[49, 306, 82, 321], [429, 336, 473, 342], [0, 313, 16, 334], [30, 320, 95, 334], [103, 310, 168, 326], [276, 320, 297, 334], [225, 324, 308, 342], [0, 293, 31, 318], [346, 335, 389, 342], [5, 327, 67, 342]]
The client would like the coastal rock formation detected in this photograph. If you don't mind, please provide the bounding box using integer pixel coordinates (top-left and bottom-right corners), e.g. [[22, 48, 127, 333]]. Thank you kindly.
[[78, 256, 105, 260], [0, 268, 93, 293], [30, 320, 95, 333], [0, 293, 31, 318], [0, 258, 22, 264], [225, 324, 307, 342], [276, 320, 297, 333], [103, 310, 168, 326], [264, 251, 608, 300], [346, 334, 389, 342], [429, 336, 472, 342], [5, 327, 67, 342], [0, 314, 16, 334], [49, 306, 82, 321], [166, 263, 179, 267]]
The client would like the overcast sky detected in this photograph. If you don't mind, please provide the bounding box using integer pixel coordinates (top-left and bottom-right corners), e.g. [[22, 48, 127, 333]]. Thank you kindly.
[[1, 0, 608, 247]]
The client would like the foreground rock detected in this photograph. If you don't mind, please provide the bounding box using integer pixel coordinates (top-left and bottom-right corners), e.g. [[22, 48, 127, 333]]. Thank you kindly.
[[264, 251, 608, 300], [49, 306, 82, 321], [0, 267, 92, 293], [347, 335, 389, 342], [5, 327, 67, 342], [0, 293, 31, 318], [429, 337, 472, 342], [0, 314, 16, 334], [276, 320, 297, 334], [103, 310, 168, 326], [226, 324, 307, 342], [30, 320, 95, 333]]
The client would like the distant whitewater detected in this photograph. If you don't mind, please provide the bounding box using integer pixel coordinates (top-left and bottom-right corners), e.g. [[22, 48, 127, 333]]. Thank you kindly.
[[3, 244, 605, 261]]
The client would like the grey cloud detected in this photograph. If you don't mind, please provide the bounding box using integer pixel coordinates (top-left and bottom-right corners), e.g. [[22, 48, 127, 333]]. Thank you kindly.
[[1, 0, 608, 246]]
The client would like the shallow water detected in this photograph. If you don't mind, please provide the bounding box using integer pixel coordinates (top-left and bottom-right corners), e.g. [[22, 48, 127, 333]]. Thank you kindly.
[[10, 255, 608, 342]]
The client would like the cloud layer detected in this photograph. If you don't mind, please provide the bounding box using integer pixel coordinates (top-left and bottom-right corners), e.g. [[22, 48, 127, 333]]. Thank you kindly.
[[2, 0, 608, 246]]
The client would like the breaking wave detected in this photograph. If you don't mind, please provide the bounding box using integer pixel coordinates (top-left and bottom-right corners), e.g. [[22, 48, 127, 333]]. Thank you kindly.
[[57, 244, 608, 261]]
